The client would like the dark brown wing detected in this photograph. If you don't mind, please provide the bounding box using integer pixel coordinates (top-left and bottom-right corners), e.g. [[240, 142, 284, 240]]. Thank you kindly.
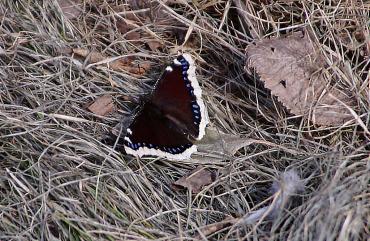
[[123, 102, 195, 160], [122, 54, 207, 160], [150, 54, 206, 140]]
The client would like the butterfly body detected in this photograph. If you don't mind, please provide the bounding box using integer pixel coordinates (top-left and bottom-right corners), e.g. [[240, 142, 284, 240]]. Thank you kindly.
[[123, 54, 208, 160]]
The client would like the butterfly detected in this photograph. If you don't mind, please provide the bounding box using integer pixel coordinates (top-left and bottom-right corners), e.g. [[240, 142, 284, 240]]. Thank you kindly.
[[122, 54, 208, 160]]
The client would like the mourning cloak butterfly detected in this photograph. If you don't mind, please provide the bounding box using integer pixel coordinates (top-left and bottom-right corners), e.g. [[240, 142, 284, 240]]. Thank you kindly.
[[123, 54, 208, 160]]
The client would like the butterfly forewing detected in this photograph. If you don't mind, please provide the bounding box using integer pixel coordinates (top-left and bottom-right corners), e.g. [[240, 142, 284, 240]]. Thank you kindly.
[[151, 55, 206, 139]]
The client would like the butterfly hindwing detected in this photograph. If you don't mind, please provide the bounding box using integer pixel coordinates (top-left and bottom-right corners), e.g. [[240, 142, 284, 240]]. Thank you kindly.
[[123, 102, 196, 160]]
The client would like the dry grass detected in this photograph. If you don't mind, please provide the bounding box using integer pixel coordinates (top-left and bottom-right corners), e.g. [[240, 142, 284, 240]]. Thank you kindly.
[[0, 0, 369, 240]]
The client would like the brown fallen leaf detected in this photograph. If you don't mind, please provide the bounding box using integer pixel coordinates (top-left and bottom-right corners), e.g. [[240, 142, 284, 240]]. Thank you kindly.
[[193, 217, 237, 239], [246, 32, 354, 126], [71, 48, 150, 75], [173, 166, 215, 194], [87, 95, 114, 116], [111, 1, 185, 50], [116, 19, 141, 40], [116, 18, 165, 51], [333, 19, 370, 57], [57, 0, 83, 20], [196, 127, 299, 157], [146, 40, 163, 51]]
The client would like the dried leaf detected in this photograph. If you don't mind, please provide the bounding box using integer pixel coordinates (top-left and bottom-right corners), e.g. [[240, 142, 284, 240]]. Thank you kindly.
[[333, 20, 370, 56], [193, 217, 236, 239], [173, 166, 215, 194], [196, 127, 299, 157], [57, 0, 82, 20], [88, 95, 114, 116], [246, 32, 354, 126], [112, 1, 184, 49], [146, 40, 163, 51], [72, 48, 105, 62], [126, 0, 176, 24], [72, 48, 150, 75], [116, 20, 141, 40]]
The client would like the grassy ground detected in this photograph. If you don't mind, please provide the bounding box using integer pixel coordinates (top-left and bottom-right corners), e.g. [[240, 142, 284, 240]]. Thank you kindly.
[[0, 0, 369, 240]]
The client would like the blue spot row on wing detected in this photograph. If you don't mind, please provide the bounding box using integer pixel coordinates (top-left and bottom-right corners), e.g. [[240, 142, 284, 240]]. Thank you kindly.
[[178, 55, 188, 65], [176, 55, 202, 128], [191, 101, 201, 126], [124, 140, 192, 154]]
